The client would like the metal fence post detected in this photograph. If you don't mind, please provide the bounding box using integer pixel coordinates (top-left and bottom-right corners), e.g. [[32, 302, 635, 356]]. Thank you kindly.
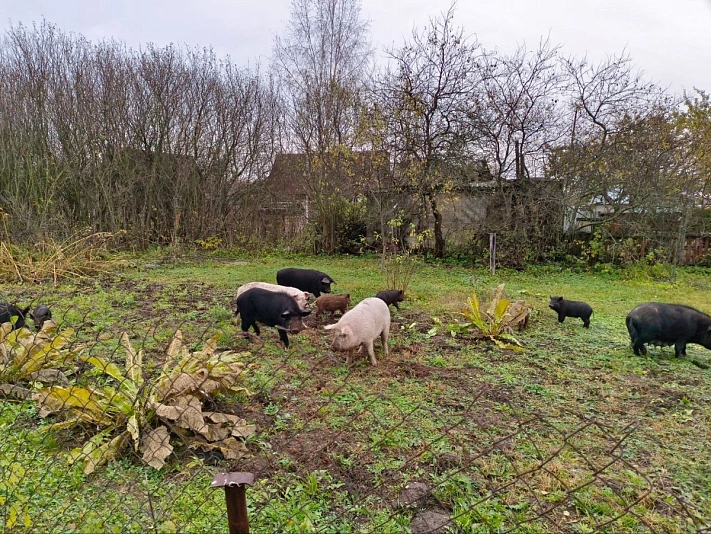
[[211, 472, 255, 534], [489, 232, 496, 275]]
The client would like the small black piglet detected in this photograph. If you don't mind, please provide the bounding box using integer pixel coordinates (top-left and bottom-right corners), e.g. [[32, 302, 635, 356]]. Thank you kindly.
[[375, 289, 405, 310], [549, 296, 593, 328], [30, 305, 53, 330]]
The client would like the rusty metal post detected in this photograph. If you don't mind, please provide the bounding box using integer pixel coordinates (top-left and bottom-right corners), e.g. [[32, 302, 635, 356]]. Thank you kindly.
[[489, 232, 496, 276], [211, 472, 255, 534]]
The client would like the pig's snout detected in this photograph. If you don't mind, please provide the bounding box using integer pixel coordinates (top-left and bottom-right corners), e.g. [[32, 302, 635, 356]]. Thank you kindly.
[[277, 318, 307, 334]]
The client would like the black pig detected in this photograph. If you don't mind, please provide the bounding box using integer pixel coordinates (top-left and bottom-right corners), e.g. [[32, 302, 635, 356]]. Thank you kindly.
[[0, 304, 30, 330], [626, 302, 711, 357], [276, 268, 334, 298], [549, 296, 593, 328], [30, 305, 52, 330], [235, 288, 311, 348], [376, 289, 405, 310]]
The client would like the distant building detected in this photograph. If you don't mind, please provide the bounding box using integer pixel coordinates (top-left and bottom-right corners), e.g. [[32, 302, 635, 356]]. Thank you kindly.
[[258, 151, 391, 242], [259, 151, 564, 255]]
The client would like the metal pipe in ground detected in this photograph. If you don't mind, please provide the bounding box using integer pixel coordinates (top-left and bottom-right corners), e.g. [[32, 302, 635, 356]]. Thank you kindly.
[[211, 472, 255, 534], [489, 232, 496, 275]]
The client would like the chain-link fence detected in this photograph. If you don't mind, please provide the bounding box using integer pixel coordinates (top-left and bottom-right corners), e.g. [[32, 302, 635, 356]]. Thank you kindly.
[[1, 307, 708, 533]]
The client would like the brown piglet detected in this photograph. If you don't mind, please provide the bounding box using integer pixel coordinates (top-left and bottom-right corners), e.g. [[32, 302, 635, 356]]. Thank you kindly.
[[315, 294, 351, 317]]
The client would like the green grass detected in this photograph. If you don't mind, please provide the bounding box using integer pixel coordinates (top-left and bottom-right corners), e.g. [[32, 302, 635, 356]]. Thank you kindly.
[[1, 253, 710, 532]]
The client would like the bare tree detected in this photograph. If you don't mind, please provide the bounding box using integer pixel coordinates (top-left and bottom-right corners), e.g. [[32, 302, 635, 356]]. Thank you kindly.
[[665, 90, 711, 263], [273, 0, 371, 153], [548, 53, 683, 262], [445, 40, 570, 266], [0, 21, 279, 248], [471, 39, 567, 182], [272, 0, 373, 253], [376, 3, 482, 258], [0, 22, 65, 238]]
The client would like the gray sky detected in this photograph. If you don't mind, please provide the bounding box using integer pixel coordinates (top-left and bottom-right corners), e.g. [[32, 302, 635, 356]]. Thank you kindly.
[[2, 0, 711, 95]]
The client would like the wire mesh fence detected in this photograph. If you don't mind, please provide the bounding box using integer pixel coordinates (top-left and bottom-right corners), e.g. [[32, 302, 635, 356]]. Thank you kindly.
[[0, 305, 708, 533]]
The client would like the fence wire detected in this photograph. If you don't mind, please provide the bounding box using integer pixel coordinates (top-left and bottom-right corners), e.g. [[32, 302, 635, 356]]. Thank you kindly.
[[0, 308, 708, 533]]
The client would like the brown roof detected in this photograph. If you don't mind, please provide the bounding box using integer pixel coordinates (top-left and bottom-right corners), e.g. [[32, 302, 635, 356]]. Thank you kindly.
[[264, 151, 392, 199]]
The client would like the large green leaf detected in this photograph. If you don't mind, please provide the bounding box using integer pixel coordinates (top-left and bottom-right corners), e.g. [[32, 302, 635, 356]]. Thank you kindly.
[[99, 385, 137, 416], [17, 331, 76, 375], [120, 332, 144, 389], [21, 327, 74, 364], [40, 418, 83, 433], [34, 386, 118, 426], [33, 329, 254, 474], [456, 285, 531, 350], [491, 337, 525, 352], [69, 430, 130, 475], [83, 355, 138, 396], [497, 332, 524, 346], [205, 351, 249, 374], [463, 293, 488, 332], [0, 322, 77, 383], [493, 298, 511, 324]]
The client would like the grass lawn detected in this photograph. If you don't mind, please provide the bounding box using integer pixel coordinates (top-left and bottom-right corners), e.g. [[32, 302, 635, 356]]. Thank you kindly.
[[1, 253, 709, 533]]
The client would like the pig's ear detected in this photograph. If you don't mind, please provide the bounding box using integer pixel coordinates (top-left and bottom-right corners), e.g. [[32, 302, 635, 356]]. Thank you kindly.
[[281, 310, 292, 317], [324, 324, 338, 331], [322, 277, 333, 284], [341, 325, 353, 336], [346, 294, 350, 299], [304, 292, 312, 299]]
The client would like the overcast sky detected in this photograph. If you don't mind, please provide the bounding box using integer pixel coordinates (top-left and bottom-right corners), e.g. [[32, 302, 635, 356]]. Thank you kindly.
[[2, 0, 710, 95]]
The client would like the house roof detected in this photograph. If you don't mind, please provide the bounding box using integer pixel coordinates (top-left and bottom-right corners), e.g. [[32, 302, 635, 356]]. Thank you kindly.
[[263, 151, 392, 198], [264, 153, 310, 197]]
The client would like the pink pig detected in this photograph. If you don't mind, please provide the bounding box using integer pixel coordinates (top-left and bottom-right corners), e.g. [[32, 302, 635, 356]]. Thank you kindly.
[[324, 297, 390, 366]]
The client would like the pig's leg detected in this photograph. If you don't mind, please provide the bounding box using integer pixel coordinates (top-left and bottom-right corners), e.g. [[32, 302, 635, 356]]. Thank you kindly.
[[674, 341, 686, 358], [380, 329, 389, 357], [278, 329, 290, 348], [241, 320, 258, 336], [365, 340, 377, 366]]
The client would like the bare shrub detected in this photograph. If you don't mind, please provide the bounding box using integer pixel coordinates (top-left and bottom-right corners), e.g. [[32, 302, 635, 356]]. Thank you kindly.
[[0, 229, 122, 284]]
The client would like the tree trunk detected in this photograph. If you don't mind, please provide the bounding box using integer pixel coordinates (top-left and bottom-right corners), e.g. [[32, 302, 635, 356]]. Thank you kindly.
[[674, 204, 691, 265], [428, 194, 445, 258]]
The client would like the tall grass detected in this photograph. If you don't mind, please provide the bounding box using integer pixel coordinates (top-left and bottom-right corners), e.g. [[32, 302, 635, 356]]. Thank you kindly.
[[0, 224, 123, 283]]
